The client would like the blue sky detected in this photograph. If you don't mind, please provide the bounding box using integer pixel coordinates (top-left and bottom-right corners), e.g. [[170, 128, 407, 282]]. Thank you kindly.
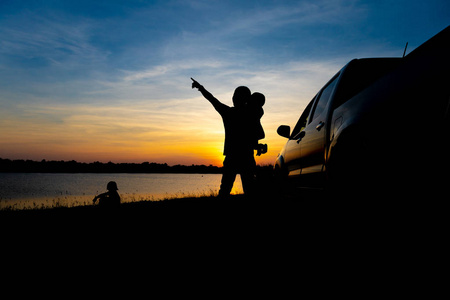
[[0, 0, 449, 165]]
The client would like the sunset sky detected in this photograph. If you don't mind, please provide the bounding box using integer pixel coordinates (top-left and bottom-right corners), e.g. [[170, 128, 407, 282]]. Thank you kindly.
[[1, 0, 449, 166]]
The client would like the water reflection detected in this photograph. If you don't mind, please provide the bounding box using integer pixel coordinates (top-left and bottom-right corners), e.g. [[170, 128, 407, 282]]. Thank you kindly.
[[0, 173, 244, 210]]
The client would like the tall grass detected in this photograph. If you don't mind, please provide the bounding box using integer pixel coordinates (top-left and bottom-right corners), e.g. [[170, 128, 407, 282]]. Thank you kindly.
[[0, 189, 221, 211]]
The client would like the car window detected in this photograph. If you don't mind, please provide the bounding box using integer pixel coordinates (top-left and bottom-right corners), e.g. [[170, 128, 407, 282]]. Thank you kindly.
[[333, 58, 402, 108], [310, 75, 338, 122], [291, 98, 315, 138]]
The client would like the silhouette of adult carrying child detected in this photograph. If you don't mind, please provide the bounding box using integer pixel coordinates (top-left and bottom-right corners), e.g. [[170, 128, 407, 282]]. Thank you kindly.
[[93, 181, 121, 209], [191, 77, 266, 197]]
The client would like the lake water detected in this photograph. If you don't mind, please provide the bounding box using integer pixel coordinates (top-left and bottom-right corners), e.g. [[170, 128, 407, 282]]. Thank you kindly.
[[0, 173, 243, 210]]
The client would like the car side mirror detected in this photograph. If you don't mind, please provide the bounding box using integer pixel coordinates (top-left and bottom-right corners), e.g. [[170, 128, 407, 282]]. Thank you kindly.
[[277, 125, 291, 139]]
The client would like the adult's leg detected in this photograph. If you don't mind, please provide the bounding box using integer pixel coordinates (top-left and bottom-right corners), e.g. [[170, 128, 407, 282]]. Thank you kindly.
[[219, 171, 237, 197], [239, 154, 256, 196], [240, 171, 255, 196], [219, 156, 237, 197]]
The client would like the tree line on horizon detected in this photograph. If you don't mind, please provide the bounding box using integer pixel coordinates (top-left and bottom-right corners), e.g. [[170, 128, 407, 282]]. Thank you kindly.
[[0, 158, 273, 174], [0, 158, 221, 173]]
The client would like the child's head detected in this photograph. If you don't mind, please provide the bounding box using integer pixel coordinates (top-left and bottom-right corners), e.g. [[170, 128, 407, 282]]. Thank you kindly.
[[251, 92, 265, 107], [107, 181, 118, 191], [232, 86, 251, 108]]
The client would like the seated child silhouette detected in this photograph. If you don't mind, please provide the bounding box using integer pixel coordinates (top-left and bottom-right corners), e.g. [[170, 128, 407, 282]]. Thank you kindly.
[[93, 181, 121, 208], [248, 92, 267, 156]]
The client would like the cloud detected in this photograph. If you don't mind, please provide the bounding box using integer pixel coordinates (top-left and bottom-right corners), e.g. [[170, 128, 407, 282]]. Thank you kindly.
[[122, 60, 227, 82], [219, 0, 364, 36], [0, 11, 106, 67]]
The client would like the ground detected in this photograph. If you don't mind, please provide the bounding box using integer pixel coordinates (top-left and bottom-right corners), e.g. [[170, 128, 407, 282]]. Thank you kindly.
[[1, 187, 438, 230], [1, 187, 444, 293]]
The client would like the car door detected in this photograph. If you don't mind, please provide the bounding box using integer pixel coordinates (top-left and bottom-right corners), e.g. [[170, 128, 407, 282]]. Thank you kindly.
[[299, 75, 338, 175], [283, 99, 314, 177]]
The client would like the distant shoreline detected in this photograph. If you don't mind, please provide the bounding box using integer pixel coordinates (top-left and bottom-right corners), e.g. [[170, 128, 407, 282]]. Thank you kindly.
[[0, 158, 273, 174], [0, 158, 221, 173]]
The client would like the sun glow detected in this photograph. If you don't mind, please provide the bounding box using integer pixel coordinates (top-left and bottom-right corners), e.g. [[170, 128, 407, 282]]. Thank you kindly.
[[0, 96, 295, 166]]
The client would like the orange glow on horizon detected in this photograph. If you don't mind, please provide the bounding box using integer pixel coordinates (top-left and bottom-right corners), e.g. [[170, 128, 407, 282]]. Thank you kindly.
[[0, 132, 280, 167], [0, 95, 289, 168]]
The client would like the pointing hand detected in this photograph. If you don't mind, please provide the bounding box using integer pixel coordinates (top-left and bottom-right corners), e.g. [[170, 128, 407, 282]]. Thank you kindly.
[[191, 77, 202, 89]]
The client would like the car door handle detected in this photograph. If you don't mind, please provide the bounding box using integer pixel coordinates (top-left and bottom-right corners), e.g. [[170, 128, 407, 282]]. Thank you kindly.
[[316, 121, 325, 131], [296, 131, 306, 143]]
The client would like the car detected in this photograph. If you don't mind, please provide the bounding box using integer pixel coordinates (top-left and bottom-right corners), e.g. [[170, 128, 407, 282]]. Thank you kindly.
[[274, 26, 450, 194]]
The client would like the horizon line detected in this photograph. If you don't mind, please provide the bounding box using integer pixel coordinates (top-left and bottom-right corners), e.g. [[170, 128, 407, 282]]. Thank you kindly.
[[0, 157, 274, 168]]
